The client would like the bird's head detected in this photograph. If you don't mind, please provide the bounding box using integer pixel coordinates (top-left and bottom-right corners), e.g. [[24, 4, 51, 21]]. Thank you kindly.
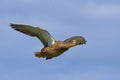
[[64, 36, 86, 46]]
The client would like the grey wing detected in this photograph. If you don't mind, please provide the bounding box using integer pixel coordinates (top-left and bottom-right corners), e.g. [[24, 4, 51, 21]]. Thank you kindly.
[[10, 23, 55, 47]]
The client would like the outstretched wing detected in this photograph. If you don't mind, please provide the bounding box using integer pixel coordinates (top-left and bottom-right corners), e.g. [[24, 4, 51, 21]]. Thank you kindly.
[[10, 23, 55, 47]]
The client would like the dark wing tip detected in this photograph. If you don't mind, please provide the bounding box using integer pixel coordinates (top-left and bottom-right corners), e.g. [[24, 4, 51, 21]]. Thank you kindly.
[[10, 23, 17, 29], [10, 23, 19, 31], [10, 23, 13, 26], [10, 23, 15, 27]]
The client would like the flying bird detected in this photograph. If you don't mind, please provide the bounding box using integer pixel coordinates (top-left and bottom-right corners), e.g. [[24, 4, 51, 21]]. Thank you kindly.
[[10, 23, 86, 60]]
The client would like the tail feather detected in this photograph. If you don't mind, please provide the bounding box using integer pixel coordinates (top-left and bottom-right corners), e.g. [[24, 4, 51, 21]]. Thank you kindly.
[[35, 52, 53, 60], [35, 52, 43, 58]]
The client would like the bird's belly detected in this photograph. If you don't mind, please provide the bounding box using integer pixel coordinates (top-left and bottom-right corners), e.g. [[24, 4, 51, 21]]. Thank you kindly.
[[42, 47, 68, 57], [50, 49, 68, 57]]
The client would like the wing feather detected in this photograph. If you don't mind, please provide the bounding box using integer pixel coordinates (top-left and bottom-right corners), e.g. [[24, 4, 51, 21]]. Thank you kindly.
[[10, 23, 55, 47]]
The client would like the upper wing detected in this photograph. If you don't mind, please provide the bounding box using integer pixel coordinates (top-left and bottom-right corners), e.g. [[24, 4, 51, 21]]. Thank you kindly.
[[10, 23, 55, 47]]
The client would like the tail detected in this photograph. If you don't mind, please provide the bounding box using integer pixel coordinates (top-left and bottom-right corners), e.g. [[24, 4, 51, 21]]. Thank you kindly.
[[35, 52, 43, 58]]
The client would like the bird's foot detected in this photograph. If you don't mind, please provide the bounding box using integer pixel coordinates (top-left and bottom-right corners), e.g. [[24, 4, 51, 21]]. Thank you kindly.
[[46, 57, 52, 60]]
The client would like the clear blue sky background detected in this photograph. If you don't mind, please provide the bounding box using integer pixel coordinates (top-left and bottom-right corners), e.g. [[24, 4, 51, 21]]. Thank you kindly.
[[1, 0, 120, 80]]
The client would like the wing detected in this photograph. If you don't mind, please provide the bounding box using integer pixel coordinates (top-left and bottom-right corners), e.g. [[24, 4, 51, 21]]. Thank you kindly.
[[10, 23, 55, 47]]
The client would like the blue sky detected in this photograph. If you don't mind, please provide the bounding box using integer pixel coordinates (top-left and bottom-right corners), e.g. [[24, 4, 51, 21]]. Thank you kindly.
[[0, 0, 120, 80]]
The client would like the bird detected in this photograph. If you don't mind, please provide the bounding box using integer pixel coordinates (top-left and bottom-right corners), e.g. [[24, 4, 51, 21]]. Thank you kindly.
[[10, 23, 86, 60]]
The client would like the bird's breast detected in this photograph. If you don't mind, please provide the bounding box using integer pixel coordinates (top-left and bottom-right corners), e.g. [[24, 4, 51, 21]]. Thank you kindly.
[[42, 46, 68, 57], [41, 41, 69, 57]]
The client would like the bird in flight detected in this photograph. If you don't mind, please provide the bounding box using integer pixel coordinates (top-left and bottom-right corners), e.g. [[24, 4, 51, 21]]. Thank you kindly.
[[10, 23, 86, 60]]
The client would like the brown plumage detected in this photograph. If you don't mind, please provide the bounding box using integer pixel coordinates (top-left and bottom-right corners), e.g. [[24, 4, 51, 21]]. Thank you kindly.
[[10, 23, 86, 60]]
